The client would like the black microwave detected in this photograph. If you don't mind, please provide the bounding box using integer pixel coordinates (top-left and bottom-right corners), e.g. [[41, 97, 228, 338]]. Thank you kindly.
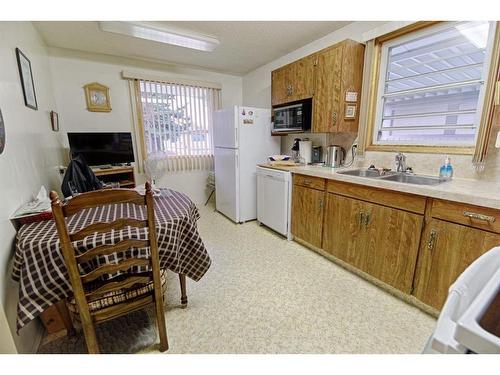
[[272, 98, 312, 135]]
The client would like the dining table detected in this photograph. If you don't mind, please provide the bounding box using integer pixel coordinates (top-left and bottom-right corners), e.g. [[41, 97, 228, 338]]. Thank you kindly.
[[11, 188, 212, 332]]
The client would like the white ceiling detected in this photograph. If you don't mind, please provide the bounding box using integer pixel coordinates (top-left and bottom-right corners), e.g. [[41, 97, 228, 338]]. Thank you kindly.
[[33, 21, 351, 75]]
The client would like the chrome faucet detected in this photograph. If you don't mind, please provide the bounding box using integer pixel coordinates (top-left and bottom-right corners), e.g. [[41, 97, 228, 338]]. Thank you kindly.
[[395, 152, 407, 173]]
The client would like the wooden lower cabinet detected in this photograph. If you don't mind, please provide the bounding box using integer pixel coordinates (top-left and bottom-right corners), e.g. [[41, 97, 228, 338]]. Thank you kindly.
[[323, 193, 422, 293], [291, 174, 500, 313], [291, 185, 324, 248], [413, 218, 500, 310], [323, 193, 372, 273], [364, 200, 423, 293]]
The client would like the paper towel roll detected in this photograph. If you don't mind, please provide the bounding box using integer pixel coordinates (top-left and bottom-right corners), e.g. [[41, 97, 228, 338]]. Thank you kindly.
[[299, 140, 312, 164]]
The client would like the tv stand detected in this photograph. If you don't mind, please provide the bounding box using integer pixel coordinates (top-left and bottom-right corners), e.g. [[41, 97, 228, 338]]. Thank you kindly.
[[91, 165, 136, 188]]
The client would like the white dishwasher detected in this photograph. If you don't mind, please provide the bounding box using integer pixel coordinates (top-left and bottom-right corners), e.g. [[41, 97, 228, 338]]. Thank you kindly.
[[256, 166, 292, 240]]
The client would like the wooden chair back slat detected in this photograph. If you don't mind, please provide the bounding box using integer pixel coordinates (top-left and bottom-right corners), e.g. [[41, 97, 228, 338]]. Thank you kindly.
[[76, 239, 150, 264], [63, 189, 146, 217], [50, 182, 168, 353], [85, 275, 152, 300], [70, 219, 148, 241], [81, 258, 151, 284]]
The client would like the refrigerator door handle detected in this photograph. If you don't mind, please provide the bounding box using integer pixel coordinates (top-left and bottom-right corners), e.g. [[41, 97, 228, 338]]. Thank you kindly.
[[235, 126, 238, 146]]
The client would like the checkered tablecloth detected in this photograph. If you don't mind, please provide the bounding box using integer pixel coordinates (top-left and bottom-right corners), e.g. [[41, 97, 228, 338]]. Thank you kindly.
[[12, 188, 211, 332]]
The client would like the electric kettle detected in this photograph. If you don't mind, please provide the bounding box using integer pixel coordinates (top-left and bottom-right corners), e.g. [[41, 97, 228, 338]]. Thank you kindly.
[[325, 145, 345, 167]]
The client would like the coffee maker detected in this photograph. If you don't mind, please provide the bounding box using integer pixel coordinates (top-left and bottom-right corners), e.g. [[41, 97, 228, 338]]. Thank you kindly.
[[312, 146, 323, 164]]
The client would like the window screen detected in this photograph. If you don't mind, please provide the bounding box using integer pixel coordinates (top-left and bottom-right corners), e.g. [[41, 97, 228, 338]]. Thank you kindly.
[[375, 21, 493, 147]]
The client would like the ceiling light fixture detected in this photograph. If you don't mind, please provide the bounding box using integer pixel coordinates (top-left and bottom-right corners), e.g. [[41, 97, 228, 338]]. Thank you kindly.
[[98, 21, 220, 52]]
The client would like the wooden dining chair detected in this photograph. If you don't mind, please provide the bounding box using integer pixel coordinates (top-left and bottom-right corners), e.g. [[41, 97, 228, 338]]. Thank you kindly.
[[50, 182, 168, 354]]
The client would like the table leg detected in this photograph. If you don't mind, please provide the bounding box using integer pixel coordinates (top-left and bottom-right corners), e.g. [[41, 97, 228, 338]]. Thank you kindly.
[[179, 274, 188, 308]]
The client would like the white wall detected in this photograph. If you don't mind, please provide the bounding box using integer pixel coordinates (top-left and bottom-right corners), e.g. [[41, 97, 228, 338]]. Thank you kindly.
[[0, 22, 66, 353], [48, 48, 243, 204]]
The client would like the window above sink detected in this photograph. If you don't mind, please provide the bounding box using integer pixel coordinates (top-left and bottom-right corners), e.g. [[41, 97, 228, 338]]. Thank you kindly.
[[364, 21, 500, 158]]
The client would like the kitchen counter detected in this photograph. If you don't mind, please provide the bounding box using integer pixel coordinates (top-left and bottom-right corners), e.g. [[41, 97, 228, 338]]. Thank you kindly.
[[258, 163, 500, 210]]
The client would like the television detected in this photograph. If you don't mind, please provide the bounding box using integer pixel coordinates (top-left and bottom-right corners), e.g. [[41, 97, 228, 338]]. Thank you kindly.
[[67, 132, 135, 166]]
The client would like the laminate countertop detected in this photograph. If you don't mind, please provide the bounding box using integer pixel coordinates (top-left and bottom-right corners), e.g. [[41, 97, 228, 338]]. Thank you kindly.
[[258, 163, 500, 210]]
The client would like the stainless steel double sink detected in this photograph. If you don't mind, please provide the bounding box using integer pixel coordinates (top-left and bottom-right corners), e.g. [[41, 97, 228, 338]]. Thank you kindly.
[[337, 169, 445, 186]]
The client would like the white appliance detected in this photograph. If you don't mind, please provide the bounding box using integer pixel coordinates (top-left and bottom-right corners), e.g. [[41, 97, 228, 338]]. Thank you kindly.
[[423, 246, 500, 354], [214, 106, 280, 223], [256, 166, 292, 240]]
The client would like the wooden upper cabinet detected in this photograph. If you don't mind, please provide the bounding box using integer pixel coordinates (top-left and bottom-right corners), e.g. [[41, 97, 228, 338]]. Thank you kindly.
[[291, 184, 325, 248], [312, 45, 343, 133], [313, 40, 365, 133], [271, 67, 289, 107], [289, 54, 316, 102], [271, 55, 316, 106], [413, 219, 500, 310], [271, 39, 365, 133]]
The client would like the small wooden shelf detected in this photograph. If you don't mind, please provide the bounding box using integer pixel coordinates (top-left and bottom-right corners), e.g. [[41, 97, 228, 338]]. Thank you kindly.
[[92, 165, 136, 188]]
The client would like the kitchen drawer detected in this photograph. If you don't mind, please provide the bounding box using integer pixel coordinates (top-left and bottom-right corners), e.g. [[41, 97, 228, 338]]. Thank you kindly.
[[432, 199, 500, 234], [293, 174, 325, 191], [327, 180, 426, 214]]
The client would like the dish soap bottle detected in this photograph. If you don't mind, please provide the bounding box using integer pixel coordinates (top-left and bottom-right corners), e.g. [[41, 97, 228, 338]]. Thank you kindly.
[[439, 155, 453, 180]]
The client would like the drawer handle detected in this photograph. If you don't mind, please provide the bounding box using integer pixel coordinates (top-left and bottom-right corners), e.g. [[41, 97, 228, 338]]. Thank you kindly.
[[463, 211, 496, 223], [302, 179, 312, 185]]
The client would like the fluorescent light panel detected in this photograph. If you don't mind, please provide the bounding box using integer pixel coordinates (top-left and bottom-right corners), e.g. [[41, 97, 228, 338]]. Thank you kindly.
[[98, 21, 219, 52]]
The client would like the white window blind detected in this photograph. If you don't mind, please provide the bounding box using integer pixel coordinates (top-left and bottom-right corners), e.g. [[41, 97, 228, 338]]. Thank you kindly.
[[137, 79, 221, 171], [374, 21, 495, 147]]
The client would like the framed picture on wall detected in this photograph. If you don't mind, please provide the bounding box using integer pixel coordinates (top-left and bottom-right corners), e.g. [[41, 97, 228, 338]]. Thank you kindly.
[[83, 82, 111, 112], [15, 48, 38, 110]]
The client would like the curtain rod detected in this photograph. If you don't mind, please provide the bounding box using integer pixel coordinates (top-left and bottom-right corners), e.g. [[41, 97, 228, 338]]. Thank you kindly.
[[121, 70, 222, 90]]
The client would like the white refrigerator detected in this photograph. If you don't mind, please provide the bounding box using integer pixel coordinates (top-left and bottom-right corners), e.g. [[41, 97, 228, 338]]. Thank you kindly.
[[214, 106, 280, 223]]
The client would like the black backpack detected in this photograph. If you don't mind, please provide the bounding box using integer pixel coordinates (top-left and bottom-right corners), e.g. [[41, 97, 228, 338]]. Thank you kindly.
[[61, 154, 104, 198]]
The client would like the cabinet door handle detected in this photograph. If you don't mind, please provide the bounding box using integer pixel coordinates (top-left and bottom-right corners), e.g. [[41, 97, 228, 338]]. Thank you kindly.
[[318, 198, 324, 215], [332, 112, 337, 124], [427, 229, 437, 250], [463, 211, 496, 223], [358, 211, 365, 228], [363, 213, 370, 228]]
